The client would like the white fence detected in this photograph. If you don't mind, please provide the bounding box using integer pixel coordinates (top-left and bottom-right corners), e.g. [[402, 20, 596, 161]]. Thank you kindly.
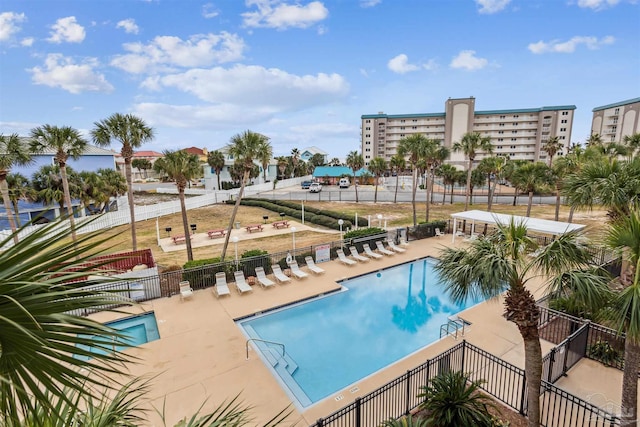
[[0, 175, 311, 245]]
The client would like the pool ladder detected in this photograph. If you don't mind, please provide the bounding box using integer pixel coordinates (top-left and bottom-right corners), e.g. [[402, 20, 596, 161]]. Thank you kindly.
[[440, 317, 468, 339]]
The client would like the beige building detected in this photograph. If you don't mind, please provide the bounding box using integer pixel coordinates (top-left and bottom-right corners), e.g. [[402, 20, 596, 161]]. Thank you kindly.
[[591, 97, 640, 143], [361, 97, 575, 166]]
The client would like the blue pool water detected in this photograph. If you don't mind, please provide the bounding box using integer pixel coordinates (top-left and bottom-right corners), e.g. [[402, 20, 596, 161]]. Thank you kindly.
[[76, 311, 160, 359], [238, 257, 483, 408]]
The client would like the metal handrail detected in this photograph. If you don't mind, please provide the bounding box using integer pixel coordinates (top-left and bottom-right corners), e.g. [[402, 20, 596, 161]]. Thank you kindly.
[[246, 338, 285, 360]]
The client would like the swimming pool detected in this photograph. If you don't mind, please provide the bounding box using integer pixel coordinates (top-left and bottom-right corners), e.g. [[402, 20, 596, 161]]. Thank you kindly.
[[76, 311, 160, 359], [237, 257, 483, 408]]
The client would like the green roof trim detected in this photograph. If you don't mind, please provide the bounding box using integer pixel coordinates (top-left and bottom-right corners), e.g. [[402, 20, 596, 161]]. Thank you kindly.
[[361, 113, 445, 119], [592, 97, 640, 112]]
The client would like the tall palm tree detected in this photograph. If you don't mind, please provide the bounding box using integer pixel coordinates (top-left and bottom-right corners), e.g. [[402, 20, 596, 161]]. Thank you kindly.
[[541, 136, 563, 166], [220, 130, 270, 261], [453, 132, 493, 212], [291, 148, 300, 175], [478, 156, 507, 212], [436, 164, 458, 205], [91, 113, 155, 251], [368, 156, 387, 203], [510, 162, 552, 217], [207, 150, 226, 190], [31, 165, 70, 211], [154, 151, 201, 261], [329, 157, 342, 166], [30, 125, 87, 244], [422, 139, 445, 222], [0, 133, 32, 243], [5, 173, 35, 227], [345, 151, 364, 203], [389, 154, 405, 203], [435, 221, 610, 427], [0, 219, 136, 424], [257, 139, 273, 183], [606, 209, 640, 427], [586, 132, 603, 147], [429, 146, 450, 204], [622, 132, 640, 159], [398, 134, 429, 226], [131, 158, 152, 180], [275, 156, 288, 180], [550, 156, 572, 221]]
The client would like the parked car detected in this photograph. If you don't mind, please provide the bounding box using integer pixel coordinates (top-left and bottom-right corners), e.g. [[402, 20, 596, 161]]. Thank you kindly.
[[339, 178, 350, 188], [309, 182, 322, 193], [301, 180, 313, 189]]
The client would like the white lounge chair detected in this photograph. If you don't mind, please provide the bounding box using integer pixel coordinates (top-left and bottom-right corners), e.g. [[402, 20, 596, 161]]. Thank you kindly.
[[305, 256, 325, 274], [233, 271, 253, 294], [287, 260, 309, 279], [255, 266, 275, 288], [362, 243, 383, 259], [179, 280, 193, 300], [435, 228, 446, 238], [349, 246, 370, 262], [271, 264, 292, 284], [336, 249, 357, 265], [387, 239, 406, 253], [375, 240, 395, 256], [213, 272, 230, 298]]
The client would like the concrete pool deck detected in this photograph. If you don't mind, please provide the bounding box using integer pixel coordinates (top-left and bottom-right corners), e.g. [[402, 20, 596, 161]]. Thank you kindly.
[[90, 235, 632, 425]]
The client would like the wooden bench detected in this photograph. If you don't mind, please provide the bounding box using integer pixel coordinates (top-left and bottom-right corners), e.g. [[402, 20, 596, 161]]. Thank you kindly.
[[207, 229, 226, 239], [272, 220, 290, 229], [245, 224, 264, 233], [172, 235, 190, 244]]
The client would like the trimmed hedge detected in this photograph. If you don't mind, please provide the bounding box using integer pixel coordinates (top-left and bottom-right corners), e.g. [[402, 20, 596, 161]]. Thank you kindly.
[[343, 227, 386, 240], [407, 220, 447, 240]]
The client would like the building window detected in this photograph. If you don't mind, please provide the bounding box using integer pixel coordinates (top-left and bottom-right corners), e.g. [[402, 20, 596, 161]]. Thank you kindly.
[[365, 148, 371, 152], [412, 119, 417, 122], [500, 115, 506, 119], [497, 146, 503, 149], [562, 111, 568, 115], [498, 138, 504, 142], [400, 134, 405, 137], [365, 141, 370, 145], [400, 119, 405, 123], [513, 115, 519, 118], [499, 123, 504, 127], [560, 128, 566, 132], [512, 130, 518, 134], [412, 126, 417, 130], [561, 119, 567, 124], [498, 130, 504, 134], [512, 138, 517, 141], [614, 108, 620, 114], [513, 122, 518, 126]]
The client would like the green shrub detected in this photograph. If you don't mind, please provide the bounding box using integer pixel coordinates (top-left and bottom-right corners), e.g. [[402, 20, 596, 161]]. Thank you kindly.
[[343, 227, 386, 239], [587, 340, 622, 367], [183, 258, 221, 269], [408, 220, 447, 240], [241, 249, 268, 258]]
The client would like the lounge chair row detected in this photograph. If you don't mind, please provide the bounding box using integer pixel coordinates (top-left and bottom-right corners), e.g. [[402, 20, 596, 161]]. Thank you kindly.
[[336, 240, 406, 266]]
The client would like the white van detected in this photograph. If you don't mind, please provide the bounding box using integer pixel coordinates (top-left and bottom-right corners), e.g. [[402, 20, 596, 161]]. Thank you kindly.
[[339, 178, 350, 188]]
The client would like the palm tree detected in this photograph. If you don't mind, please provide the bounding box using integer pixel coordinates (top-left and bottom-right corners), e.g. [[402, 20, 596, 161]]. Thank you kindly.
[[477, 156, 507, 211], [291, 148, 300, 174], [31, 165, 70, 211], [131, 158, 152, 180], [541, 136, 563, 166], [434, 221, 610, 427], [429, 146, 450, 204], [606, 209, 640, 427], [257, 138, 274, 184], [398, 134, 429, 225], [368, 157, 387, 203], [329, 157, 342, 166], [468, 168, 486, 207], [345, 151, 364, 203], [453, 132, 493, 211], [436, 164, 459, 204], [275, 156, 288, 180], [381, 415, 429, 427], [91, 113, 155, 251], [586, 132, 603, 147], [30, 125, 87, 244], [5, 173, 35, 227], [389, 154, 406, 203], [422, 139, 445, 222], [207, 150, 226, 191], [418, 371, 495, 427], [154, 150, 201, 261], [0, 219, 136, 424], [622, 133, 640, 159], [0, 133, 32, 243], [220, 130, 270, 261], [510, 162, 552, 217], [550, 157, 572, 221]]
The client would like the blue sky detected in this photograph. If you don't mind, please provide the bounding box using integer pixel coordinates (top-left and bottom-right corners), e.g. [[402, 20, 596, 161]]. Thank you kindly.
[[1, 0, 639, 158]]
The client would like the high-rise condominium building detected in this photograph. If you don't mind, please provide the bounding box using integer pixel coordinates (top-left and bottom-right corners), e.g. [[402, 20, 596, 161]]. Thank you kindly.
[[591, 97, 640, 143], [361, 97, 575, 166]]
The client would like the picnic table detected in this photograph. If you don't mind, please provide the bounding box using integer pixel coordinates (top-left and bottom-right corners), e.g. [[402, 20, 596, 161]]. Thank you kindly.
[[207, 229, 226, 239], [172, 235, 190, 245], [245, 224, 264, 233], [272, 220, 290, 229]]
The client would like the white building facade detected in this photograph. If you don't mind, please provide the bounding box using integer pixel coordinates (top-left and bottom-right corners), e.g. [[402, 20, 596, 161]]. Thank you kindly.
[[591, 97, 640, 143]]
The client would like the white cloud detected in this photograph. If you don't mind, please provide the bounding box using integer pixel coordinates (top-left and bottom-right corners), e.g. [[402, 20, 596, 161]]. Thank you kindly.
[[29, 53, 114, 94], [387, 54, 419, 74], [360, 0, 381, 7], [116, 18, 139, 34], [47, 16, 85, 44], [21, 37, 34, 47], [242, 0, 329, 29], [528, 35, 615, 54], [423, 59, 438, 71], [0, 12, 26, 42], [143, 64, 349, 112], [475, 0, 511, 14], [111, 32, 245, 74], [202, 3, 220, 18], [450, 50, 488, 71], [132, 103, 272, 128], [576, 0, 620, 10]]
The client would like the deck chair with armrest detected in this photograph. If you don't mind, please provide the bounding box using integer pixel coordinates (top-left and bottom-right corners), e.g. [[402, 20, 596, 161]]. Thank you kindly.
[[271, 264, 292, 284], [362, 243, 383, 259], [254, 266, 275, 288], [305, 256, 325, 274], [435, 228, 446, 238], [336, 249, 357, 266], [287, 259, 309, 279], [233, 271, 253, 294], [375, 240, 395, 256], [387, 239, 406, 253], [179, 281, 193, 301], [349, 246, 370, 263], [213, 272, 230, 298]]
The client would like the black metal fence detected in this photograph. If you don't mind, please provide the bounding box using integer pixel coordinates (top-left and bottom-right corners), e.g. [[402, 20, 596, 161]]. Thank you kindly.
[[312, 340, 619, 427], [542, 322, 590, 384]]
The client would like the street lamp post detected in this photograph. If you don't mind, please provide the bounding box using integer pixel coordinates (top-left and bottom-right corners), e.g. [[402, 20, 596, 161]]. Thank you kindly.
[[338, 219, 344, 247], [377, 214, 383, 228], [291, 226, 297, 255], [232, 236, 239, 266]]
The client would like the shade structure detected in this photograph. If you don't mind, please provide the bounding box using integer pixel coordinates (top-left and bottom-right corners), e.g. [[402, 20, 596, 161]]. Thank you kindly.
[[450, 210, 586, 243]]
